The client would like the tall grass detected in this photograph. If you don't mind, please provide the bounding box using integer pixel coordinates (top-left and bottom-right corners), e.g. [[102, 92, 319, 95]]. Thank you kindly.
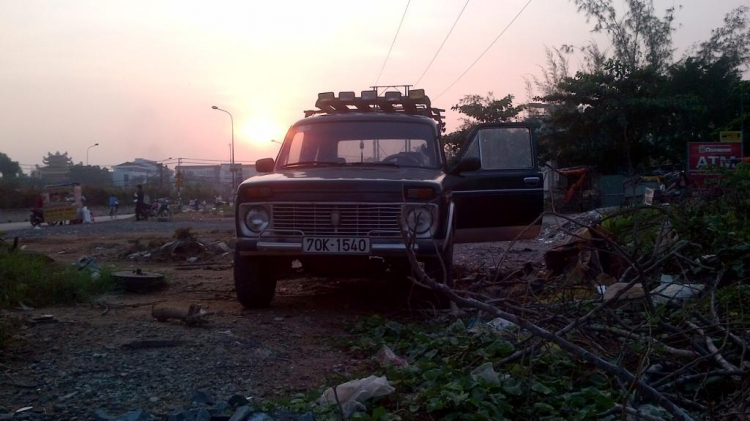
[[0, 249, 113, 308]]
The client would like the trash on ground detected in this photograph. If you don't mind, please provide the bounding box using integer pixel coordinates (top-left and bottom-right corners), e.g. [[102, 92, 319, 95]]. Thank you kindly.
[[651, 283, 705, 305], [487, 317, 517, 331], [152, 304, 213, 326], [602, 282, 645, 301], [318, 375, 395, 418], [470, 362, 501, 385], [113, 269, 166, 293], [375, 345, 408, 367]]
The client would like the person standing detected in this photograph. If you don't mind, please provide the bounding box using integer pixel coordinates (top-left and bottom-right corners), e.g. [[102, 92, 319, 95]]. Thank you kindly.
[[135, 185, 145, 221], [108, 194, 119, 218]]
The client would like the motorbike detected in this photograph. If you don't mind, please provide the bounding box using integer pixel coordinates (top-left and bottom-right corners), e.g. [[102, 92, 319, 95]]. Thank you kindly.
[[30, 208, 44, 227]]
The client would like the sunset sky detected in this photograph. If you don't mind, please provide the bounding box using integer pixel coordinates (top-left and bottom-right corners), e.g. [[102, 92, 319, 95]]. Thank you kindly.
[[0, 0, 746, 172]]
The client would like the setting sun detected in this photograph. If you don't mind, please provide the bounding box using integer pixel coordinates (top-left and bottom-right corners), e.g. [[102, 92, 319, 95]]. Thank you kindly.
[[241, 116, 283, 146]]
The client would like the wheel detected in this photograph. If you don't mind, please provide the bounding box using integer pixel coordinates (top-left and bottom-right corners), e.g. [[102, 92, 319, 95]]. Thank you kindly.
[[30, 217, 42, 227], [234, 250, 277, 308], [47, 221, 58, 226]]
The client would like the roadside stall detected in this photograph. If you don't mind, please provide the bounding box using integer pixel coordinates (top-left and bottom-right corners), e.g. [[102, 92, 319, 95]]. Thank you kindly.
[[33, 183, 83, 226]]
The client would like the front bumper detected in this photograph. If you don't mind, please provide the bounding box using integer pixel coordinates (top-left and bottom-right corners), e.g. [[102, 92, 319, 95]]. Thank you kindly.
[[236, 236, 443, 257]]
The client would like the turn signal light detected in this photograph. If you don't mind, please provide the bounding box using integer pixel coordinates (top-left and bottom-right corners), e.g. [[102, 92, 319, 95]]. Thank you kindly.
[[245, 187, 272, 199], [405, 187, 435, 200]]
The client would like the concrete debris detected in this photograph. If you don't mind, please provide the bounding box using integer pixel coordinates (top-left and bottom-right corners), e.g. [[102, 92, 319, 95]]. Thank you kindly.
[[602, 283, 645, 301]]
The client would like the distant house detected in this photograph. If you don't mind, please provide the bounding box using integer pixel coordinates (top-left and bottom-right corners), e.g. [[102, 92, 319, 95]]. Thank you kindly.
[[112, 158, 173, 188], [177, 163, 257, 190]]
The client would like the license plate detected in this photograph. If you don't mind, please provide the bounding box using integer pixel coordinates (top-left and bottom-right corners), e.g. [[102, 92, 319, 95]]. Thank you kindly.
[[302, 237, 371, 254]]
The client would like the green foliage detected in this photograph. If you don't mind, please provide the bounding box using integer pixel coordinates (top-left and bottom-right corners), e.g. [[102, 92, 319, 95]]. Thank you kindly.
[[531, 3, 749, 173], [672, 164, 750, 271], [344, 316, 620, 420], [69, 164, 113, 187], [451, 93, 525, 126], [0, 249, 113, 308], [443, 93, 525, 160], [0, 152, 23, 179], [600, 208, 667, 254], [572, 0, 677, 72]]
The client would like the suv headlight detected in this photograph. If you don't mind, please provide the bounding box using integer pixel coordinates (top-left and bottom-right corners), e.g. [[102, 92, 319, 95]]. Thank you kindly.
[[405, 207, 433, 234], [244, 206, 270, 233]]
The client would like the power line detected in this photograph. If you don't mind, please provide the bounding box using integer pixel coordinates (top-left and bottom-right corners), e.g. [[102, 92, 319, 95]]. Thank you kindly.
[[414, 0, 471, 87], [435, 0, 534, 101], [374, 0, 411, 85]]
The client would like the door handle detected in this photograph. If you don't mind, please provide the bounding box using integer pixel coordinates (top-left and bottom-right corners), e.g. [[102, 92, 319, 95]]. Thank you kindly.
[[524, 177, 541, 186]]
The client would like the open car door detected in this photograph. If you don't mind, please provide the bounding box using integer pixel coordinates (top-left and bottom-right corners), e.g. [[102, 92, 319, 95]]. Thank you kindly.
[[446, 123, 543, 243]]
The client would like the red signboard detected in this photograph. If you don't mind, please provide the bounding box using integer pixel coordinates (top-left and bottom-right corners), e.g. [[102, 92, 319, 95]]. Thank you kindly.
[[687, 142, 743, 187]]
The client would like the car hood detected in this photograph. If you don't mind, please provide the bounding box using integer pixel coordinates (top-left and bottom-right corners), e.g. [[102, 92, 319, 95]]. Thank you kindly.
[[243, 166, 444, 183], [238, 167, 445, 202]]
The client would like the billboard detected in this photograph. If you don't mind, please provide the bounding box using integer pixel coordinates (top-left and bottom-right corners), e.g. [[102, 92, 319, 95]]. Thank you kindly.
[[687, 142, 743, 187]]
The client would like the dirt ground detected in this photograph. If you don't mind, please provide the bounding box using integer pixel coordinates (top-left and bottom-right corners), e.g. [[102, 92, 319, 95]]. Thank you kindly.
[[0, 213, 565, 420]]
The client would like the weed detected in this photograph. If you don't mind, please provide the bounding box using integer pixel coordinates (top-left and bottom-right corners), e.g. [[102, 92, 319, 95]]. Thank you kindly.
[[173, 227, 196, 241], [0, 249, 113, 308]]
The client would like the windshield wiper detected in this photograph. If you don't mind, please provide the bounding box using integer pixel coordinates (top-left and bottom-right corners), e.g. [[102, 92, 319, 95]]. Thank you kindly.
[[348, 162, 401, 168], [281, 161, 345, 169]]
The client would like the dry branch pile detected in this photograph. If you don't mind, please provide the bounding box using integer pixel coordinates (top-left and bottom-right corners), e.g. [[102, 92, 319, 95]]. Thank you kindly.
[[405, 207, 749, 420]]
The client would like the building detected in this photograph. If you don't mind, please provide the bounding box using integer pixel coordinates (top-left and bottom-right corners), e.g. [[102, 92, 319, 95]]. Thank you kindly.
[[112, 158, 174, 188], [177, 163, 257, 191], [34, 152, 73, 183]]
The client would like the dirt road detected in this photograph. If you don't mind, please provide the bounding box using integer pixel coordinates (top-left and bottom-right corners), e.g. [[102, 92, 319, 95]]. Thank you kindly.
[[0, 213, 567, 419]]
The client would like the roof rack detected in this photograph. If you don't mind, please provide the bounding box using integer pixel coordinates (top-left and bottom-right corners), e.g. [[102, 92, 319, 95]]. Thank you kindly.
[[304, 87, 445, 132]]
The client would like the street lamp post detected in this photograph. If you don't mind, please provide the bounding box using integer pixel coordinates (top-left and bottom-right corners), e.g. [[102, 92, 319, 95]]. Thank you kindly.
[[212, 106, 235, 190], [86, 143, 99, 166]]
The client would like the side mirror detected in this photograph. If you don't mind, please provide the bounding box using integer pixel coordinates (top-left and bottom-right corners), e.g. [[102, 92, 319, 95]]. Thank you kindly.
[[450, 157, 481, 175], [256, 158, 275, 173]]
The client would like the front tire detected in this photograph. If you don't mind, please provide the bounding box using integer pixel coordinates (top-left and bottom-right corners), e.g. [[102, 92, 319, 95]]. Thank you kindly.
[[234, 251, 277, 308]]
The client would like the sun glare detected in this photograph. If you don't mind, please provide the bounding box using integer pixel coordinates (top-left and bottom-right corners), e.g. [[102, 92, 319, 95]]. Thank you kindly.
[[241, 117, 282, 146]]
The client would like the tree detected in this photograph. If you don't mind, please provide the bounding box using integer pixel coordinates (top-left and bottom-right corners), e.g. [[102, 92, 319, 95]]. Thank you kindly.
[[451, 93, 525, 126], [572, 0, 677, 72], [0, 152, 22, 179], [696, 6, 750, 69], [69, 164, 113, 187], [539, 61, 678, 172], [443, 93, 525, 158], [533, 2, 750, 173]]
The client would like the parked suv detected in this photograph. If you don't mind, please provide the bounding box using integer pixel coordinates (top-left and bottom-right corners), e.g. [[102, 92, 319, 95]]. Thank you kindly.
[[233, 90, 543, 307]]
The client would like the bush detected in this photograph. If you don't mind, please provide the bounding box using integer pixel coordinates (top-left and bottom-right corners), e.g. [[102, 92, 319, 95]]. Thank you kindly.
[[671, 163, 750, 272], [0, 249, 113, 308]]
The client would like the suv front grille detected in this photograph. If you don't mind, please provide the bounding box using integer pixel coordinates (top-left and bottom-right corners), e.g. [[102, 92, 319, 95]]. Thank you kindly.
[[271, 203, 402, 237]]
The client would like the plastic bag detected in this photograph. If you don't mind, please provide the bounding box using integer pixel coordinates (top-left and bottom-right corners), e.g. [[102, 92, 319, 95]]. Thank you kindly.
[[318, 375, 394, 418], [470, 362, 500, 385], [376, 345, 408, 367]]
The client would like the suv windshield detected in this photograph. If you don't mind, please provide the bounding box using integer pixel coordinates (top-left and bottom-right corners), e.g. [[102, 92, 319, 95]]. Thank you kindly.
[[276, 121, 439, 169]]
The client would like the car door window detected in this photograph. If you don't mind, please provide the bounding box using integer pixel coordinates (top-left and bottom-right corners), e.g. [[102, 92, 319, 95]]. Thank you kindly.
[[472, 127, 533, 170]]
